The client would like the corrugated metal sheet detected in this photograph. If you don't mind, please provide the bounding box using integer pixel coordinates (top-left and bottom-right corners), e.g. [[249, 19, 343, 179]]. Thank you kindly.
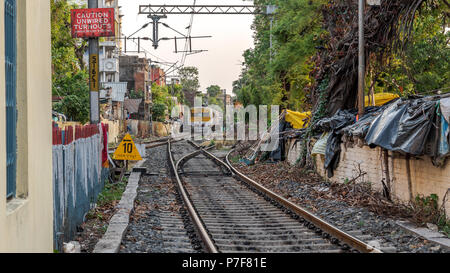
[[124, 99, 142, 114], [101, 82, 127, 102], [52, 125, 108, 251]]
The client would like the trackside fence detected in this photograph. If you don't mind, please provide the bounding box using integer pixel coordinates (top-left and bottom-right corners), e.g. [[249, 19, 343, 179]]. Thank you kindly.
[[52, 123, 110, 251]]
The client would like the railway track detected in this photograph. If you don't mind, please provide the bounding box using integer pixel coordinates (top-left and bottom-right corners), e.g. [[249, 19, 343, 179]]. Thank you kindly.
[[168, 140, 383, 253]]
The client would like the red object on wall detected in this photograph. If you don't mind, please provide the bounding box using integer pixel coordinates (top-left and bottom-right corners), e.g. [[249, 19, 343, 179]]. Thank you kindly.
[[71, 8, 115, 38]]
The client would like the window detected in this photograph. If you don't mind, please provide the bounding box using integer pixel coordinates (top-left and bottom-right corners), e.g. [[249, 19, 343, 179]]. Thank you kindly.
[[5, 0, 17, 199]]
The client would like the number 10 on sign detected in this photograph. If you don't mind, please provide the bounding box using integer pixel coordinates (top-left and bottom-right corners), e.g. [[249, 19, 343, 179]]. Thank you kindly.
[[113, 134, 142, 161]]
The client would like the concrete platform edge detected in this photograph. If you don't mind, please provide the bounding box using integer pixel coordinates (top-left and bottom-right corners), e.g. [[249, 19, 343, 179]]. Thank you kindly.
[[93, 159, 146, 253]]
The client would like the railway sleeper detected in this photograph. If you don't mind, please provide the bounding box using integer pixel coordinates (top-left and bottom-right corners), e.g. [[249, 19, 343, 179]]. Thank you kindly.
[[215, 243, 342, 252]]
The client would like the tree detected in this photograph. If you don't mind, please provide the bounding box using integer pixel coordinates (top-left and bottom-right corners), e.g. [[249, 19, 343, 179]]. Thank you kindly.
[[233, 0, 326, 111], [168, 83, 185, 105], [151, 83, 175, 111], [51, 0, 90, 123], [128, 90, 145, 100], [372, 5, 449, 96], [151, 103, 167, 122], [51, 0, 88, 76], [206, 85, 224, 110], [179, 66, 200, 107], [207, 85, 221, 98], [53, 71, 90, 123]]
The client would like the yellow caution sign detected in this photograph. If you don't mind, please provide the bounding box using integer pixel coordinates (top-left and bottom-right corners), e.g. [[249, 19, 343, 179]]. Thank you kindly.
[[113, 133, 143, 161]]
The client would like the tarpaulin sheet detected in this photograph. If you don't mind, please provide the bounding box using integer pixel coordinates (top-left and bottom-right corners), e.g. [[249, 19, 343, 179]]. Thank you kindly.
[[316, 105, 393, 177], [365, 98, 437, 156], [285, 110, 311, 129], [365, 93, 399, 107], [270, 119, 292, 161], [439, 115, 449, 157], [440, 97, 450, 124], [340, 104, 397, 139]]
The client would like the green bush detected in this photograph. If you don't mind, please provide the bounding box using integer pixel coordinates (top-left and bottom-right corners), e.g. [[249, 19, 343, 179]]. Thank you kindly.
[[152, 103, 167, 122]]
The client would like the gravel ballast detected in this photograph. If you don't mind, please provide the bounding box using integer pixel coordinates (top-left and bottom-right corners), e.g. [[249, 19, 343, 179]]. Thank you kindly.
[[120, 145, 199, 253], [232, 159, 449, 253]]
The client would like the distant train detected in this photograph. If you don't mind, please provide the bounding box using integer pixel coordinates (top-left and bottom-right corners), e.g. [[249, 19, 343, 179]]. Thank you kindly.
[[190, 107, 222, 135]]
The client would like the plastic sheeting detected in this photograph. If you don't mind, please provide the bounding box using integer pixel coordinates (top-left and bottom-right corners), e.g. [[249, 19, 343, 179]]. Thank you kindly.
[[270, 119, 292, 161], [437, 114, 450, 165], [315, 103, 396, 177], [365, 98, 437, 156], [441, 97, 450, 124], [311, 94, 450, 178], [285, 110, 311, 129], [340, 104, 397, 139]]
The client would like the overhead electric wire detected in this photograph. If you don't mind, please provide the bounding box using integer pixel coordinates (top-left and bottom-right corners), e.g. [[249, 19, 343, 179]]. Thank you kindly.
[[161, 22, 187, 38], [126, 37, 174, 64], [128, 21, 151, 38], [181, 0, 197, 66]]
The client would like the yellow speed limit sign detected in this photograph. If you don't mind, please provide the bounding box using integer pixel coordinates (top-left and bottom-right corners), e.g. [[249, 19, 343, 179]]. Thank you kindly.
[[113, 133, 143, 161]]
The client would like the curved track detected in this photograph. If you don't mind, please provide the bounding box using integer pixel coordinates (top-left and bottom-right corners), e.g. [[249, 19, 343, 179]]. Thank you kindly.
[[168, 140, 382, 253]]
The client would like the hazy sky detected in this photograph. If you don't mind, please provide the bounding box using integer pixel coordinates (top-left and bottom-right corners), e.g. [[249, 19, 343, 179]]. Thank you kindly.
[[119, 0, 255, 94]]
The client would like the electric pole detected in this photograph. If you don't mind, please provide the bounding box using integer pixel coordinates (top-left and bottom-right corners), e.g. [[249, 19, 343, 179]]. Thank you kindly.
[[89, 0, 100, 124], [267, 5, 277, 63], [358, 0, 365, 117]]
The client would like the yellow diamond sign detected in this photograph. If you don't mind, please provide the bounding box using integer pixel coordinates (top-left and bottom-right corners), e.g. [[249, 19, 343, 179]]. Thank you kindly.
[[113, 134, 143, 161]]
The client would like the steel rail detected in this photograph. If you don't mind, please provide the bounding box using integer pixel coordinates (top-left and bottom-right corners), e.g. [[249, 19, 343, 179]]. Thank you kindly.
[[167, 140, 219, 253], [145, 138, 184, 149], [220, 149, 383, 254]]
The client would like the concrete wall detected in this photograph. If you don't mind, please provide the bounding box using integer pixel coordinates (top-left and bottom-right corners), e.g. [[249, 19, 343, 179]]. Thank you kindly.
[[0, 0, 53, 252], [102, 119, 121, 144], [153, 121, 171, 137], [287, 139, 450, 216]]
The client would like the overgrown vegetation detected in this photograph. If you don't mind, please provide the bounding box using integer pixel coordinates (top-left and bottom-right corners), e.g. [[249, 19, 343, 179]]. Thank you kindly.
[[151, 103, 167, 122], [411, 194, 450, 237], [233, 0, 326, 110], [84, 177, 127, 224], [234, 0, 449, 113], [51, 0, 90, 123], [150, 82, 186, 122], [206, 85, 225, 110], [179, 66, 201, 107], [128, 90, 145, 100], [369, 3, 449, 96], [97, 177, 128, 208]]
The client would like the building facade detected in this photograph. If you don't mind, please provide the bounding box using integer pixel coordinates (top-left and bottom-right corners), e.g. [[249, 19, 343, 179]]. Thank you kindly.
[[98, 0, 122, 84], [0, 0, 53, 252], [119, 55, 151, 100], [150, 65, 166, 87]]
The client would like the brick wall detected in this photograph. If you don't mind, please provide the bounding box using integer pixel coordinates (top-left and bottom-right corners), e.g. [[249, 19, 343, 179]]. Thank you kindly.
[[286, 139, 450, 216]]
